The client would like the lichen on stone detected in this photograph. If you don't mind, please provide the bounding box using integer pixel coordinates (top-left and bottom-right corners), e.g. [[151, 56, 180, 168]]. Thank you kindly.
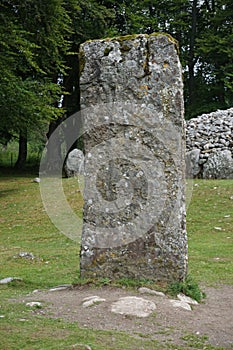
[[79, 33, 186, 283]]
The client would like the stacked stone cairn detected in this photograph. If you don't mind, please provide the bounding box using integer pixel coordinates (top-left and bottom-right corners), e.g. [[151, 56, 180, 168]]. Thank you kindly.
[[186, 108, 233, 179]]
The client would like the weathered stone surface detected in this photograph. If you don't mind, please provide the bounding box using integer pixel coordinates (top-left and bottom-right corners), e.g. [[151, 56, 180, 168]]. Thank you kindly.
[[170, 299, 192, 311], [49, 284, 72, 292], [177, 293, 198, 305], [80, 33, 187, 283], [26, 301, 42, 307], [111, 296, 156, 317], [186, 108, 233, 178], [138, 287, 165, 297], [0, 277, 22, 284], [186, 149, 201, 178], [202, 150, 233, 179], [65, 148, 84, 177], [82, 296, 106, 308]]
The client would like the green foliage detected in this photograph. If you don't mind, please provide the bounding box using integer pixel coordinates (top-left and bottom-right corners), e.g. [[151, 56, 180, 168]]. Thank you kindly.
[[102, 0, 233, 119], [0, 0, 68, 147], [1, 0, 233, 166], [167, 275, 206, 302]]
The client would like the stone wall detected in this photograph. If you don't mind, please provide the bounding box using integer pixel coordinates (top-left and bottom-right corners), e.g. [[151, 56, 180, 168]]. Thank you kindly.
[[79, 34, 187, 283], [186, 108, 233, 179]]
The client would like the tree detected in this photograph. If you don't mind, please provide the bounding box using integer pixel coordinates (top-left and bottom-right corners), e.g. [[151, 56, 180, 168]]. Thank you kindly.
[[44, 0, 114, 172], [0, 0, 70, 168], [195, 0, 233, 115], [102, 0, 233, 118]]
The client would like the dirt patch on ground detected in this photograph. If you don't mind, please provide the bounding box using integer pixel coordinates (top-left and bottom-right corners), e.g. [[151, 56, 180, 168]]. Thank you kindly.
[[19, 285, 233, 348]]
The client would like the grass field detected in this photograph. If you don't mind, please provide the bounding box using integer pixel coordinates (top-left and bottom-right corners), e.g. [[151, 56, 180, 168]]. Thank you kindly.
[[0, 174, 232, 349]]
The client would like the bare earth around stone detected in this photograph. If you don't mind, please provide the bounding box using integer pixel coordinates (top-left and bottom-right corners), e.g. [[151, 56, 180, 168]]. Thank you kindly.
[[19, 285, 233, 348]]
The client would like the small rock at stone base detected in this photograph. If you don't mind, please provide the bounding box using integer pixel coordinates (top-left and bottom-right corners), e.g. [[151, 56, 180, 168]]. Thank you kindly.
[[82, 296, 106, 308], [33, 177, 41, 183], [49, 284, 72, 292], [17, 252, 35, 259], [138, 287, 165, 297], [26, 302, 42, 307], [0, 277, 22, 284], [170, 299, 192, 311], [111, 296, 156, 317], [177, 293, 198, 305]]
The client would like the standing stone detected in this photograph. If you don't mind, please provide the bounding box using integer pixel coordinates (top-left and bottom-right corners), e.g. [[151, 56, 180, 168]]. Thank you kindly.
[[79, 34, 187, 283], [186, 149, 201, 178], [64, 149, 84, 177]]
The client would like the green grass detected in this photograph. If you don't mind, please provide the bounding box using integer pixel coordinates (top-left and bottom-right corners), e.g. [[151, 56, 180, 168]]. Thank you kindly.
[[0, 175, 232, 349], [187, 179, 233, 285]]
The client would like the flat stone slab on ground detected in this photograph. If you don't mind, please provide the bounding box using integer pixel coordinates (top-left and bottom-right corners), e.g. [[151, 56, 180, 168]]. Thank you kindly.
[[170, 299, 192, 311], [111, 296, 156, 317], [82, 296, 106, 308]]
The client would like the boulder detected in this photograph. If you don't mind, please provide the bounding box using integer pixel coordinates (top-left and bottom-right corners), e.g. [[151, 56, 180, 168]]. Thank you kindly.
[[111, 296, 156, 317], [186, 149, 201, 178], [203, 150, 233, 179], [65, 149, 84, 177]]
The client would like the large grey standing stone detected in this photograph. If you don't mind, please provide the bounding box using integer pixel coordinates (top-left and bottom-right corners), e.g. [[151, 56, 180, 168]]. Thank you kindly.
[[79, 33, 187, 283], [111, 296, 156, 317]]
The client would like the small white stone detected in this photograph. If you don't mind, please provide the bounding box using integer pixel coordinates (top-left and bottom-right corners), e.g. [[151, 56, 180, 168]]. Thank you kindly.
[[82, 295, 100, 302], [177, 293, 198, 305], [82, 296, 106, 308], [0, 315, 5, 318], [170, 299, 192, 311], [33, 177, 40, 183], [214, 227, 222, 231], [26, 302, 42, 307], [138, 287, 165, 297], [49, 285, 71, 292], [0, 277, 22, 284]]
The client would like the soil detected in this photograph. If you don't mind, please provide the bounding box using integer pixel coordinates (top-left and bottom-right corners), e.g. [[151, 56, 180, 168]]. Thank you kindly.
[[19, 284, 233, 349]]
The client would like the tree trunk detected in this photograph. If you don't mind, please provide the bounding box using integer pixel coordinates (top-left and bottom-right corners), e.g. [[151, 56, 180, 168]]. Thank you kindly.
[[62, 51, 81, 153], [43, 120, 63, 174], [188, 0, 198, 110], [15, 130, 27, 169]]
